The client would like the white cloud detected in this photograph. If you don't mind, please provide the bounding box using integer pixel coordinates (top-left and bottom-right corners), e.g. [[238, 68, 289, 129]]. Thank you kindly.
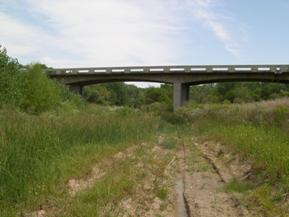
[[0, 12, 38, 55], [0, 0, 243, 68], [186, 0, 241, 56], [11, 0, 189, 67]]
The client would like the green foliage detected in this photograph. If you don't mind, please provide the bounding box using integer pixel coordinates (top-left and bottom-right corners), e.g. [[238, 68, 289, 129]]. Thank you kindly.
[[85, 85, 111, 104], [161, 137, 177, 149], [21, 64, 61, 113], [156, 187, 168, 200], [84, 83, 146, 107], [160, 111, 189, 125], [0, 46, 23, 107], [84, 83, 172, 109], [190, 82, 289, 104], [57, 82, 84, 108], [143, 102, 172, 113], [0, 47, 83, 113], [117, 106, 136, 116], [144, 85, 172, 105], [222, 179, 254, 193], [247, 186, 287, 217]]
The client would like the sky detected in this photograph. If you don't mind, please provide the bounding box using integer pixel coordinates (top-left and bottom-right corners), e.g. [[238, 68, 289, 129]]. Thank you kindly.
[[1, 0, 289, 86]]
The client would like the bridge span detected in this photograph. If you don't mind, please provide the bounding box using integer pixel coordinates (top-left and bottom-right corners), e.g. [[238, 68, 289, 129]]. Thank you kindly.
[[48, 65, 289, 110]]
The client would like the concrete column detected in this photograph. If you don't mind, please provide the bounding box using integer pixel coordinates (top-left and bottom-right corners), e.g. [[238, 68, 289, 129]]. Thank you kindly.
[[173, 83, 189, 111], [69, 84, 83, 95]]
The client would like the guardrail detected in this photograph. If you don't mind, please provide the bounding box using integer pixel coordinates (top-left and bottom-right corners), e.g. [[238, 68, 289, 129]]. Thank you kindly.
[[48, 65, 289, 75]]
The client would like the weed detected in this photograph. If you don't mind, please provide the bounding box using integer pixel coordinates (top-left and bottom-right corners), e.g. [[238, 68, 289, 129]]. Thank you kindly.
[[156, 188, 168, 200], [161, 137, 177, 149], [222, 179, 254, 193]]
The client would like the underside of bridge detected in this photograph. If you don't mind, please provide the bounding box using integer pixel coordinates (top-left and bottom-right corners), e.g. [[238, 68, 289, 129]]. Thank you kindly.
[[68, 82, 190, 109], [48, 65, 289, 110]]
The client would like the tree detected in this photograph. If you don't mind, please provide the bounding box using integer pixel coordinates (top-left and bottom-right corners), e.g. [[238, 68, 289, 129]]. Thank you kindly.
[[0, 46, 23, 107], [232, 85, 255, 103], [21, 64, 61, 113], [144, 85, 171, 105], [85, 85, 111, 104]]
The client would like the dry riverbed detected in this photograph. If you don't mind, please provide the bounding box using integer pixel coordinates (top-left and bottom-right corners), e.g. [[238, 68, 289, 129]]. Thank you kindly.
[[28, 136, 268, 217]]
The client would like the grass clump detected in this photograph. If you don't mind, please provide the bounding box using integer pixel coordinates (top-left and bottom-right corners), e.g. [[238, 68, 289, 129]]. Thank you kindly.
[[58, 160, 137, 217], [161, 137, 177, 149], [222, 179, 254, 193], [156, 188, 168, 200], [246, 186, 289, 217]]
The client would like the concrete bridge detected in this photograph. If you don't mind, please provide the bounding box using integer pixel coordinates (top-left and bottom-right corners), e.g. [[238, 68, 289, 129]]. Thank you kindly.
[[48, 65, 289, 110]]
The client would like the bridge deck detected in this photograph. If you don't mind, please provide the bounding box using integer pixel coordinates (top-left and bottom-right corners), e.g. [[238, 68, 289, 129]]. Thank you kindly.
[[48, 65, 289, 75]]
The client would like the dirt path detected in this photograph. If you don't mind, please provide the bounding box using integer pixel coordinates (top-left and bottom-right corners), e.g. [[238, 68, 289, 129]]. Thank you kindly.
[[28, 137, 256, 217], [176, 139, 254, 217]]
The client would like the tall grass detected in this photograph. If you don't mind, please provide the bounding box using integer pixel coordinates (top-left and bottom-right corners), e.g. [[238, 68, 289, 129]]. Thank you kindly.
[[178, 98, 289, 190], [201, 123, 289, 186], [0, 106, 157, 215]]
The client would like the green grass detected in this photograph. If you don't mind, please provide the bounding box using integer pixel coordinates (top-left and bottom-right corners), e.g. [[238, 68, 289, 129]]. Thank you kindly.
[[246, 185, 289, 217], [0, 106, 157, 216], [198, 123, 289, 188], [3, 97, 289, 216], [60, 161, 137, 217], [161, 137, 177, 149], [222, 179, 254, 193], [156, 188, 168, 200]]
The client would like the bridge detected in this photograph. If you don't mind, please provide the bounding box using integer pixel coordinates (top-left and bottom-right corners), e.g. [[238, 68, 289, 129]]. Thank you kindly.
[[48, 65, 289, 110]]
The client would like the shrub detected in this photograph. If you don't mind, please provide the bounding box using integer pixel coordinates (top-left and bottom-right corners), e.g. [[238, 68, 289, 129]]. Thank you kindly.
[[21, 64, 61, 113], [57, 82, 84, 108]]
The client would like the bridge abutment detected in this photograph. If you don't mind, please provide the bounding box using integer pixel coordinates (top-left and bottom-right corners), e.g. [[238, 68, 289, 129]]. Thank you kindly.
[[173, 83, 190, 111], [69, 84, 83, 95]]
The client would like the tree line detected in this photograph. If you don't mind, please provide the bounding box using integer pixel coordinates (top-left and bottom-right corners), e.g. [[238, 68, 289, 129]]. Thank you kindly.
[[84, 82, 289, 108]]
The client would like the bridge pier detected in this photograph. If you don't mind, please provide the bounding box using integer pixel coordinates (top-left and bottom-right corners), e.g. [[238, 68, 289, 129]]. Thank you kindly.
[[173, 83, 190, 111], [69, 84, 83, 95]]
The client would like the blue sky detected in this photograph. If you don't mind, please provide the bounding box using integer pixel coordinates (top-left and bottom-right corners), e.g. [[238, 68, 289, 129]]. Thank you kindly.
[[1, 0, 289, 68]]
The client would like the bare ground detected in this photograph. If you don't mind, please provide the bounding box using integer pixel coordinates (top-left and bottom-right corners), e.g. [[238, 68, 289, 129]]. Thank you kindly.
[[179, 141, 245, 217], [28, 137, 259, 217]]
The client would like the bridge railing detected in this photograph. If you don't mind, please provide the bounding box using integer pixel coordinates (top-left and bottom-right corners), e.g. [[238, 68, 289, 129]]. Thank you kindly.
[[48, 65, 289, 75]]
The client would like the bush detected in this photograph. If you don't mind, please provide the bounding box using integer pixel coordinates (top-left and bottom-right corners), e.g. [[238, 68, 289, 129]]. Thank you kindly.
[[21, 64, 61, 113], [57, 82, 84, 108]]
